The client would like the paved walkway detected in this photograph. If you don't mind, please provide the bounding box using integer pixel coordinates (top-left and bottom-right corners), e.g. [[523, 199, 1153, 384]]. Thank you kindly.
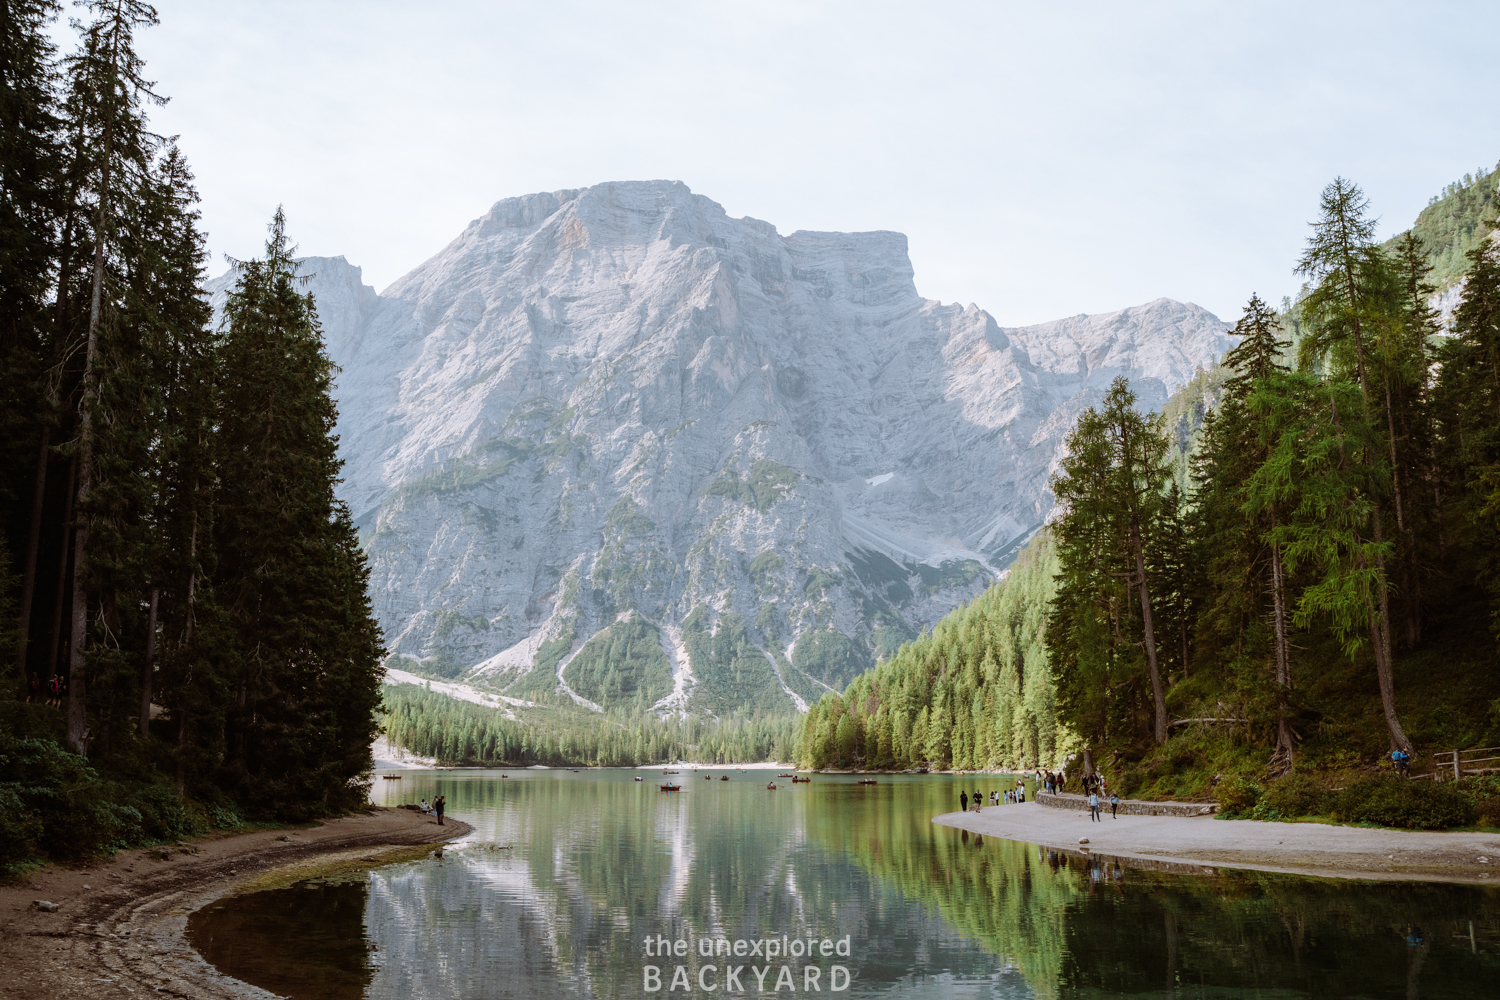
[[935, 801, 1500, 883]]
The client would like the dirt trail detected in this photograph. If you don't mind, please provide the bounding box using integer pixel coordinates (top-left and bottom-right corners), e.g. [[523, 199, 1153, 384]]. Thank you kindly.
[[936, 802, 1500, 883], [0, 807, 469, 999]]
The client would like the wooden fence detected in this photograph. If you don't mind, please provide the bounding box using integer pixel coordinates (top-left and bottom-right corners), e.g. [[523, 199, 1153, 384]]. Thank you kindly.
[[1426, 747, 1500, 781]]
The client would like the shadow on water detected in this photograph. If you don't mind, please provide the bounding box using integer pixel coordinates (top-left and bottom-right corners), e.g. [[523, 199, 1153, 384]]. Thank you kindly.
[[187, 770, 1500, 999], [188, 879, 372, 1000]]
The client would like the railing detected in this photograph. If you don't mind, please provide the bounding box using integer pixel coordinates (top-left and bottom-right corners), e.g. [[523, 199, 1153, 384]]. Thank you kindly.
[[1430, 747, 1500, 781]]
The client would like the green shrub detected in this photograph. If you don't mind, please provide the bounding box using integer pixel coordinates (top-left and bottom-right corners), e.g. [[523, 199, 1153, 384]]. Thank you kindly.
[[1261, 773, 1331, 818], [1331, 776, 1477, 830], [1465, 774, 1500, 826], [1214, 776, 1261, 816]]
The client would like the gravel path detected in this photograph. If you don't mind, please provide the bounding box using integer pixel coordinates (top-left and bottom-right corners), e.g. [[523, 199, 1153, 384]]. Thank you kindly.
[[935, 802, 1500, 882], [0, 807, 470, 999]]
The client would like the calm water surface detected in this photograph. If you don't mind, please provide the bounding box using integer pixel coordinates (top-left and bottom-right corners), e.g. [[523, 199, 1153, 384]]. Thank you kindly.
[[188, 769, 1500, 999]]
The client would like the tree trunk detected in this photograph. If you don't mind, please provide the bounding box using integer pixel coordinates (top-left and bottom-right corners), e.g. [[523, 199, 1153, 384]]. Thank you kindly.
[[138, 586, 158, 736], [1384, 377, 1420, 647], [13, 427, 49, 678], [1370, 514, 1411, 752], [47, 459, 77, 677], [1269, 537, 1294, 771], [66, 231, 105, 756], [1134, 533, 1168, 745]]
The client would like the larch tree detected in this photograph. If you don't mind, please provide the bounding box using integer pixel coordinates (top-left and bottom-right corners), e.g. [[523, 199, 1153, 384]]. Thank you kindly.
[[1295, 178, 1410, 753]]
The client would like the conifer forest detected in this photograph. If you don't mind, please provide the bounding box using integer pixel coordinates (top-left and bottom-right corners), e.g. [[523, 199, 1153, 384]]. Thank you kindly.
[[1, 1, 383, 867]]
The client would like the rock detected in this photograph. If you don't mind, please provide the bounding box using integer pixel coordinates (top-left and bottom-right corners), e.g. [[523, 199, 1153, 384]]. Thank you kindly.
[[156, 847, 172, 860], [276, 835, 291, 842], [1078, 837, 1090, 845], [33, 900, 58, 912], [207, 181, 1233, 718]]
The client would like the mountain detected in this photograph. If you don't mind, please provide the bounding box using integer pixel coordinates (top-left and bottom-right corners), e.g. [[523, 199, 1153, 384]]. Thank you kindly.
[[208, 180, 1233, 719]]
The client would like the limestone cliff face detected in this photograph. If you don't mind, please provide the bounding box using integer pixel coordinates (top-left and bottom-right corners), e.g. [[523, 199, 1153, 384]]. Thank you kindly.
[[209, 180, 1234, 716]]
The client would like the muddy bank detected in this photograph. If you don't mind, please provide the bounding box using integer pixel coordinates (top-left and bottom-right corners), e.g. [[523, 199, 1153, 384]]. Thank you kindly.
[[936, 801, 1500, 883], [0, 807, 470, 1000]]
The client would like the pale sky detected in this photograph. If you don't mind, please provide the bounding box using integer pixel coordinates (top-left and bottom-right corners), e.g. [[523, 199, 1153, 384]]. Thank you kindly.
[[98, 0, 1500, 324]]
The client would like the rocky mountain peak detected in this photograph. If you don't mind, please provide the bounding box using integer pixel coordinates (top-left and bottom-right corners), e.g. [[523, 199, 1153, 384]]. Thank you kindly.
[[208, 181, 1234, 718]]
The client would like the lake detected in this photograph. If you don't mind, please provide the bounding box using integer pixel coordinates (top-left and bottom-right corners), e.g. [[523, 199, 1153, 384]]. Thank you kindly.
[[188, 769, 1500, 998]]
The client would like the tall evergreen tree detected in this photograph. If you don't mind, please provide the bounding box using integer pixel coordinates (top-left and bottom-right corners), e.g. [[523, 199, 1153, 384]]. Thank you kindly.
[[1295, 178, 1410, 752], [1218, 295, 1297, 768], [1050, 377, 1173, 750], [58, 0, 164, 753], [1433, 235, 1500, 642], [213, 210, 385, 817], [0, 0, 63, 684]]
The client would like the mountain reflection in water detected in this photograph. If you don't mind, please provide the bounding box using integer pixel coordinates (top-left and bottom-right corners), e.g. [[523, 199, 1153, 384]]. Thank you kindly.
[[188, 770, 1500, 998]]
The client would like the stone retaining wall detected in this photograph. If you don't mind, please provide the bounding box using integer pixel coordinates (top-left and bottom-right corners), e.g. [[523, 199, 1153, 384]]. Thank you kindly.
[[1037, 791, 1216, 817]]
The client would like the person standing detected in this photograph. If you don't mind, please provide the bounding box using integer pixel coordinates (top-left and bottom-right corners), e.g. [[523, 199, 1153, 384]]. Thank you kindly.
[[960, 790, 968, 813], [436, 794, 446, 825], [1088, 790, 1100, 822], [974, 788, 982, 812], [1109, 791, 1120, 819]]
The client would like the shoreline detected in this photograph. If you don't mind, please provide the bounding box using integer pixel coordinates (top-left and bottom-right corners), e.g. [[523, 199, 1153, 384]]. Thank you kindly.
[[0, 807, 470, 999], [934, 802, 1500, 884]]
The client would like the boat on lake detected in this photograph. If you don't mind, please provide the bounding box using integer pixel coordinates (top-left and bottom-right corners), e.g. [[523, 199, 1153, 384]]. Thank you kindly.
[[766, 782, 777, 790], [380, 775, 401, 780], [858, 778, 878, 785], [792, 776, 810, 783], [634, 776, 643, 781], [720, 776, 729, 781], [660, 783, 681, 791]]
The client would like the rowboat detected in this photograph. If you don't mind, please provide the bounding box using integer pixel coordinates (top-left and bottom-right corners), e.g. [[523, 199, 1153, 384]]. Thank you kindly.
[[634, 776, 643, 781], [380, 775, 401, 780], [791, 776, 810, 783], [660, 783, 681, 791], [857, 778, 878, 785], [720, 776, 729, 781], [766, 782, 777, 790]]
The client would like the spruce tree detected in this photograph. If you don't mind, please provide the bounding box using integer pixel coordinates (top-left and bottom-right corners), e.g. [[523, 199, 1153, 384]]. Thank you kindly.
[[213, 210, 384, 817], [1433, 236, 1500, 640], [58, 0, 164, 753], [0, 0, 63, 685], [1216, 295, 1297, 767]]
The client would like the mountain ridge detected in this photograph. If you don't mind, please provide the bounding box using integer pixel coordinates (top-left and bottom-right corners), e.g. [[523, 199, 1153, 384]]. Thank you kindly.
[[208, 179, 1234, 718]]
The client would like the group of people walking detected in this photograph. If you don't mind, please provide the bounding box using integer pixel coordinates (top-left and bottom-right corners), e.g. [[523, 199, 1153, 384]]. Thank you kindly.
[[419, 795, 447, 824], [23, 673, 66, 708], [956, 770, 1130, 823], [959, 779, 1031, 814], [1080, 772, 1121, 822]]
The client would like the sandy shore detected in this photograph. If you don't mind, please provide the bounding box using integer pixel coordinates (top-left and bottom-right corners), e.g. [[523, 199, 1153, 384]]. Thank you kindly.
[[935, 802, 1500, 883], [0, 807, 470, 1000]]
